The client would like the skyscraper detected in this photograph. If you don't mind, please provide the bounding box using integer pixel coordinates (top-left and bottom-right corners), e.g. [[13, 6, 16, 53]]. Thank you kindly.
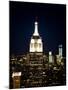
[[59, 45, 63, 57], [29, 21, 43, 52]]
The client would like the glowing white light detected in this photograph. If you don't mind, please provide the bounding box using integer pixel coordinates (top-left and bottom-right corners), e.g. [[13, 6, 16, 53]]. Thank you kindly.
[[49, 51, 53, 63], [35, 22, 38, 25], [12, 72, 21, 78], [30, 38, 43, 52], [33, 21, 39, 36], [49, 51, 52, 55]]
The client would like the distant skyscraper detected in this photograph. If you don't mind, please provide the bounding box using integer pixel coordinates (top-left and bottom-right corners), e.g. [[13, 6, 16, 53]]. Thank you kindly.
[[59, 45, 63, 57], [56, 45, 63, 64], [49, 51, 53, 63], [29, 21, 43, 52]]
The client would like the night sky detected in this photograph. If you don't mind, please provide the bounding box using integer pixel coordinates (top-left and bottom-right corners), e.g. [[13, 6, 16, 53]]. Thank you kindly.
[[10, 1, 66, 56]]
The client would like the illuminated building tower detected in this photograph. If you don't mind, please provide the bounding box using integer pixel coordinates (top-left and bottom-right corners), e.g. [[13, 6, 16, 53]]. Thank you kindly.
[[56, 45, 63, 64], [49, 51, 53, 63], [59, 44, 63, 57], [29, 21, 43, 53]]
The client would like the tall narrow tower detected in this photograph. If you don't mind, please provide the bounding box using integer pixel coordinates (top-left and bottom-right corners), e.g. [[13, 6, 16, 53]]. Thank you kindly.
[[29, 21, 43, 52], [49, 51, 53, 63], [59, 44, 63, 57]]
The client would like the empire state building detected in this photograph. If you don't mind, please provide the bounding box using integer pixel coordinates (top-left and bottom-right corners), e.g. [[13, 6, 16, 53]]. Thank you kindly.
[[29, 21, 43, 52]]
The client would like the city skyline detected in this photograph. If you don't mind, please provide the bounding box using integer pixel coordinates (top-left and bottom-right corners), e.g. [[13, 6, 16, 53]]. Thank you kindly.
[[10, 1, 66, 56], [10, 1, 66, 88]]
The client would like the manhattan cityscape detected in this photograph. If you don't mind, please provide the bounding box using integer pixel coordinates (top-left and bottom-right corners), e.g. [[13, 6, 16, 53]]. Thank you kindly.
[[10, 1, 66, 89]]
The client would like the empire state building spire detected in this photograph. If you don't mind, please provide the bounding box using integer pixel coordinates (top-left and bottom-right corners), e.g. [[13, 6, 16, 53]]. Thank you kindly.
[[29, 20, 43, 53], [33, 21, 39, 36]]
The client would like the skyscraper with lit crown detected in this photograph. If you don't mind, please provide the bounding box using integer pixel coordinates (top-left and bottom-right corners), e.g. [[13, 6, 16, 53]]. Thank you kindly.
[[29, 21, 43, 52]]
